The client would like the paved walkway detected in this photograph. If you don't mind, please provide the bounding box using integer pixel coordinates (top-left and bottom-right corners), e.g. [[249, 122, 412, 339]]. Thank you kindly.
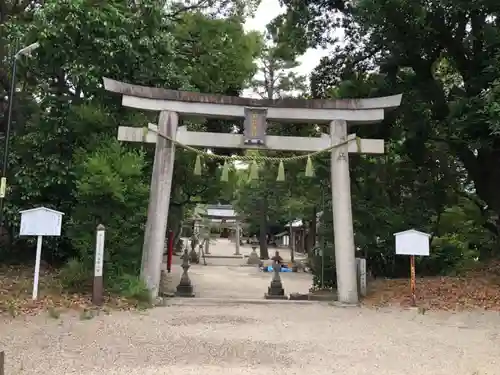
[[171, 265, 312, 299], [1, 302, 499, 374], [179, 237, 305, 263], [168, 239, 312, 299]]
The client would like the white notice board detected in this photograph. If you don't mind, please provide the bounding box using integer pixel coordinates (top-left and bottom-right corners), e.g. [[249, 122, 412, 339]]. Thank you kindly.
[[394, 229, 430, 256], [19, 207, 64, 237]]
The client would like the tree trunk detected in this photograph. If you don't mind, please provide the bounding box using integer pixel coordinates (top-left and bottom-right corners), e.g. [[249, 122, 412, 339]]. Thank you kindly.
[[168, 205, 184, 254], [306, 207, 317, 257], [300, 229, 305, 253], [259, 203, 269, 260], [311, 209, 317, 248], [303, 221, 310, 254]]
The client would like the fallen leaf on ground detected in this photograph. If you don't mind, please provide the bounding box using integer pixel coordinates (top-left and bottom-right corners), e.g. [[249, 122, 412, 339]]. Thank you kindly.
[[363, 262, 500, 311], [0, 266, 140, 317]]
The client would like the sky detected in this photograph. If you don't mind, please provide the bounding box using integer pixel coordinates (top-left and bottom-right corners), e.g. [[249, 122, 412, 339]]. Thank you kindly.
[[242, 0, 331, 98]]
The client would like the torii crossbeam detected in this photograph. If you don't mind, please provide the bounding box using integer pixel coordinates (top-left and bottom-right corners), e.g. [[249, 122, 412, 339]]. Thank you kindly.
[[103, 77, 402, 304], [118, 124, 384, 154]]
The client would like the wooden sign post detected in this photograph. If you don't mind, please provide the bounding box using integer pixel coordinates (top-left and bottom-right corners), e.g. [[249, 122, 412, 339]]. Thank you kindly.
[[410, 255, 416, 305], [356, 257, 367, 297], [19, 207, 64, 300], [394, 229, 431, 306], [93, 224, 105, 306]]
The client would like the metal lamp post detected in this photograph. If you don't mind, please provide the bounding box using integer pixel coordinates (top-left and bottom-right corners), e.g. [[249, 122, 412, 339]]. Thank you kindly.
[[0, 42, 40, 227]]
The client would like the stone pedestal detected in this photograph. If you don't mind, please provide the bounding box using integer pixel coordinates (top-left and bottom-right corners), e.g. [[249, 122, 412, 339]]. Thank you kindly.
[[159, 269, 174, 296], [265, 262, 287, 300], [176, 250, 195, 297], [189, 247, 199, 264], [190, 236, 197, 252], [174, 239, 183, 255], [247, 246, 260, 265]]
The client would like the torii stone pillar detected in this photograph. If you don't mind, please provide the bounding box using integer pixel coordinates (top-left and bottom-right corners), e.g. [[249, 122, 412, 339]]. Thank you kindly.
[[102, 77, 401, 303], [140, 111, 177, 298], [330, 119, 357, 303]]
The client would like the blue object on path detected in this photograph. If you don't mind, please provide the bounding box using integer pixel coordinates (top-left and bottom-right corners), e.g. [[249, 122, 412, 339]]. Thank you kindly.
[[265, 265, 291, 272]]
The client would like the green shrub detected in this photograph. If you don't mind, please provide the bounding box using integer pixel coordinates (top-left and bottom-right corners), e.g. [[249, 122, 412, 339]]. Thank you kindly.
[[67, 137, 149, 289], [310, 248, 337, 289], [423, 233, 480, 276], [59, 258, 91, 291], [314, 201, 337, 288], [109, 274, 150, 303]]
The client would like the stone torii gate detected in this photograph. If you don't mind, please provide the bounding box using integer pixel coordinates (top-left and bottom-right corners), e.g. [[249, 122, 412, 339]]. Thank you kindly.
[[103, 77, 402, 304], [193, 204, 242, 255]]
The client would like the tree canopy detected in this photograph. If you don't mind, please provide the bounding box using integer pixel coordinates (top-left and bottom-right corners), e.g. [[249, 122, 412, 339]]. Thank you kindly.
[[2, 0, 500, 296], [0, 0, 263, 292], [257, 0, 500, 280]]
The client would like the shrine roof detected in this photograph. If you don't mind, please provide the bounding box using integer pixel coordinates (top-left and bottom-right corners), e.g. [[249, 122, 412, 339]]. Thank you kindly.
[[194, 204, 239, 219]]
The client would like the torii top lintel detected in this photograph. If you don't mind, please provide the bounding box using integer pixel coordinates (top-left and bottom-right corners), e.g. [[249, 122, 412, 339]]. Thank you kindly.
[[103, 77, 402, 124]]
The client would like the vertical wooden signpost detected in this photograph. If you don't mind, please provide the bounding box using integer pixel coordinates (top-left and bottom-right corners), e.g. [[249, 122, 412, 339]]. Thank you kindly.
[[356, 257, 367, 297], [394, 229, 431, 306], [93, 224, 105, 306], [410, 254, 416, 304], [0, 177, 5, 200], [19, 207, 64, 300]]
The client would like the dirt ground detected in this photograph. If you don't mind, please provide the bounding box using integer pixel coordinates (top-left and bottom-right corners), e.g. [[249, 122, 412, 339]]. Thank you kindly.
[[2, 239, 500, 374], [4, 239, 500, 313], [1, 301, 500, 374]]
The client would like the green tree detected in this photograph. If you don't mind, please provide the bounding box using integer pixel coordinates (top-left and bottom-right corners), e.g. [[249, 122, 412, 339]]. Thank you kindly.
[[233, 159, 290, 259], [0, 0, 264, 290], [250, 38, 307, 99], [165, 11, 262, 241], [265, 0, 500, 283], [239, 36, 312, 258], [68, 136, 149, 287], [274, 0, 500, 245]]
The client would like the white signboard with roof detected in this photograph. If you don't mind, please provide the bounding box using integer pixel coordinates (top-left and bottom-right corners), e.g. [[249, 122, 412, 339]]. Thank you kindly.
[[19, 207, 64, 300]]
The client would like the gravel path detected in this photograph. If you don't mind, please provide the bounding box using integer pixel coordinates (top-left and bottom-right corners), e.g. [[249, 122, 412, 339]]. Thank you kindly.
[[168, 265, 313, 299], [1, 302, 499, 375]]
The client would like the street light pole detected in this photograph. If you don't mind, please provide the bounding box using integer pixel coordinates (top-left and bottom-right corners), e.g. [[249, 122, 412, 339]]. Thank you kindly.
[[0, 42, 40, 227]]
